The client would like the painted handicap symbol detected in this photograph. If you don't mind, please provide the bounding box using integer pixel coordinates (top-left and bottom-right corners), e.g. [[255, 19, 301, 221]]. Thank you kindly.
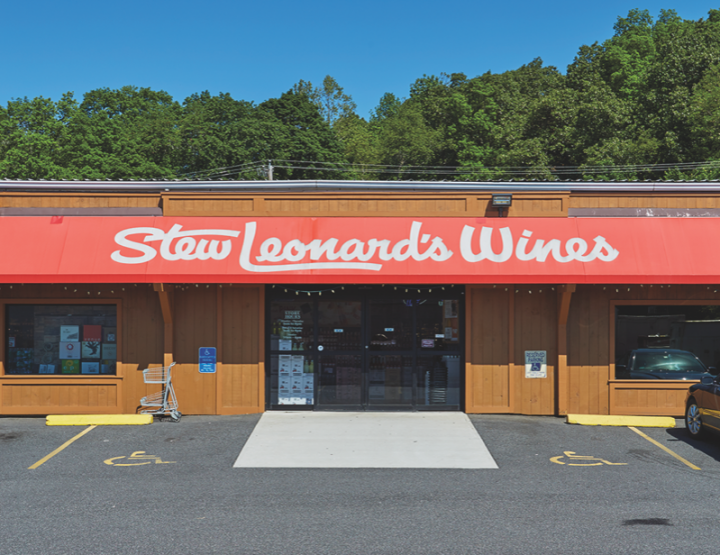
[[104, 451, 176, 466], [550, 451, 627, 466]]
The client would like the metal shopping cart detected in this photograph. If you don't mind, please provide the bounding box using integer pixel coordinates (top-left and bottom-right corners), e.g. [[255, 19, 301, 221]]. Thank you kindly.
[[139, 362, 181, 421]]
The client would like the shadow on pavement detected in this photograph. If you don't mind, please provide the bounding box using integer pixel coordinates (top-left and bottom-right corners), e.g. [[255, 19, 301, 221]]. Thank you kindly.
[[664, 426, 720, 462]]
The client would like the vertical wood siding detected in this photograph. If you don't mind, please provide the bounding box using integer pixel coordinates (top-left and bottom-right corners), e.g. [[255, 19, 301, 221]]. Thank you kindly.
[[566, 286, 610, 415], [466, 287, 512, 412], [219, 286, 264, 414], [173, 286, 218, 414], [121, 286, 164, 414], [512, 289, 557, 415]]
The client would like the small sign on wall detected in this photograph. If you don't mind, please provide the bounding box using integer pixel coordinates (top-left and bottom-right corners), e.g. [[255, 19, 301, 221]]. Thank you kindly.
[[525, 351, 547, 378], [199, 347, 217, 374]]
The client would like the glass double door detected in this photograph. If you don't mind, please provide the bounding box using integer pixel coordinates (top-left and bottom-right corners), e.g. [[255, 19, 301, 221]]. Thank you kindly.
[[268, 288, 462, 411]]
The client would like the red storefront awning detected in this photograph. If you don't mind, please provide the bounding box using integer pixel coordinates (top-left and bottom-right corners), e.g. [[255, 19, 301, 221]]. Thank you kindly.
[[0, 216, 716, 284]]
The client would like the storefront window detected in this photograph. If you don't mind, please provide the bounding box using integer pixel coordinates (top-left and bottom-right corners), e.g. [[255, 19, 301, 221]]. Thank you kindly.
[[615, 305, 720, 380], [267, 286, 464, 410], [269, 300, 314, 406], [5, 304, 117, 375]]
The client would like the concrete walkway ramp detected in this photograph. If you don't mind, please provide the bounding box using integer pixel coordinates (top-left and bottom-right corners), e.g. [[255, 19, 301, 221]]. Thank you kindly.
[[234, 412, 498, 469]]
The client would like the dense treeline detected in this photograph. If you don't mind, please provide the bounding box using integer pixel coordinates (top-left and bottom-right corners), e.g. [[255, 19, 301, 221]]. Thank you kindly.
[[3, 8, 720, 182]]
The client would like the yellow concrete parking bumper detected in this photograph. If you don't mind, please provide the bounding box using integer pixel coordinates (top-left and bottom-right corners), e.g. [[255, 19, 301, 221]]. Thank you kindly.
[[46, 415, 153, 426], [566, 414, 676, 428]]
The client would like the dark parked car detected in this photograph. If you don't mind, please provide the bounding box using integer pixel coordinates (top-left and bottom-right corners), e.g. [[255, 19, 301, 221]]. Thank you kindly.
[[616, 349, 716, 381], [686, 375, 720, 438]]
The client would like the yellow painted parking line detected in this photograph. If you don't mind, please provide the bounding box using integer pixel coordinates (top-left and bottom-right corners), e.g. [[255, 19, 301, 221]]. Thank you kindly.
[[28, 425, 97, 470], [628, 426, 701, 471]]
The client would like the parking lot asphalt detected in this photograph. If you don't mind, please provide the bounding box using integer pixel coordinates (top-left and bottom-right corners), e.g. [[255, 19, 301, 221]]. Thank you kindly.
[[2, 413, 720, 555]]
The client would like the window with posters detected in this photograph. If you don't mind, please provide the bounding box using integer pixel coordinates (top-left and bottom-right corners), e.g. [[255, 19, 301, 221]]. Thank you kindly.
[[267, 285, 463, 410], [4, 304, 118, 375]]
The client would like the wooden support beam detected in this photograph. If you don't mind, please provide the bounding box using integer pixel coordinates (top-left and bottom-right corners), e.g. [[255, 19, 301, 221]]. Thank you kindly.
[[216, 286, 223, 414], [464, 287, 474, 412], [557, 284, 576, 416], [258, 285, 266, 411], [558, 284, 575, 327], [508, 287, 515, 413], [153, 283, 174, 368]]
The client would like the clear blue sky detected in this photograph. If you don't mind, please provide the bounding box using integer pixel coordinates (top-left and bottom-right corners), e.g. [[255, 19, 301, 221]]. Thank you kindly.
[[1, 1, 718, 118]]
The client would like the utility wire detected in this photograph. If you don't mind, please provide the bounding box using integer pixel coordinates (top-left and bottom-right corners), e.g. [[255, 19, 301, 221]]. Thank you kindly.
[[177, 159, 720, 180]]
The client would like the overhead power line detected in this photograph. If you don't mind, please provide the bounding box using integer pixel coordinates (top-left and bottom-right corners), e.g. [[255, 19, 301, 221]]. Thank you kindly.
[[177, 159, 720, 180]]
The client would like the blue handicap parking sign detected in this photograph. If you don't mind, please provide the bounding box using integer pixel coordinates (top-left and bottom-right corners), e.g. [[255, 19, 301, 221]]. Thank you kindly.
[[199, 347, 217, 373]]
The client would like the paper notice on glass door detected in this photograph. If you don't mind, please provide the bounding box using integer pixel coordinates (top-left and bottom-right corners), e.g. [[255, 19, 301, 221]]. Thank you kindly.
[[279, 355, 292, 375], [369, 385, 385, 399], [302, 374, 314, 392], [291, 375, 302, 392], [292, 355, 304, 374]]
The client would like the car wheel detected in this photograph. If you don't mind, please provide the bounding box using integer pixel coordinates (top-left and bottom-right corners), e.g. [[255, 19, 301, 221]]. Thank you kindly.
[[686, 399, 706, 439]]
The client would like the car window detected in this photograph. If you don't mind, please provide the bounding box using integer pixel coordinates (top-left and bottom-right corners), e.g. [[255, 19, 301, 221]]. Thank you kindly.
[[634, 352, 706, 373]]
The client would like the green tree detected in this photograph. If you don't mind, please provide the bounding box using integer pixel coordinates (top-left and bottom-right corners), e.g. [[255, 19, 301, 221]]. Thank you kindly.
[[293, 75, 356, 126], [376, 102, 441, 180], [0, 95, 75, 180], [64, 86, 181, 179], [178, 91, 265, 179], [333, 113, 381, 179], [258, 89, 347, 179], [370, 93, 401, 122]]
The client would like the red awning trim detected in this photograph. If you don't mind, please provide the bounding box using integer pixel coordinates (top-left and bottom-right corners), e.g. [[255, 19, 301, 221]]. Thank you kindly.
[[0, 216, 717, 284]]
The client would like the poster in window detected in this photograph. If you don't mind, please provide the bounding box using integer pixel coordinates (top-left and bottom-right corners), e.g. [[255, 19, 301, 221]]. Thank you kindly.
[[302, 374, 314, 395], [102, 343, 117, 360], [61, 360, 80, 374], [104, 327, 116, 343], [369, 384, 385, 399], [81, 362, 100, 374], [59, 341, 81, 359], [15, 349, 33, 373], [444, 300, 458, 319], [82, 341, 101, 359], [291, 355, 304, 374], [83, 325, 102, 341], [279, 355, 292, 374], [60, 326, 80, 341], [278, 375, 291, 405]]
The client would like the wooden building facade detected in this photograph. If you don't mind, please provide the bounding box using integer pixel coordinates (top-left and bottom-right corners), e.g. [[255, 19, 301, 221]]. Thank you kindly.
[[1, 180, 719, 418]]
